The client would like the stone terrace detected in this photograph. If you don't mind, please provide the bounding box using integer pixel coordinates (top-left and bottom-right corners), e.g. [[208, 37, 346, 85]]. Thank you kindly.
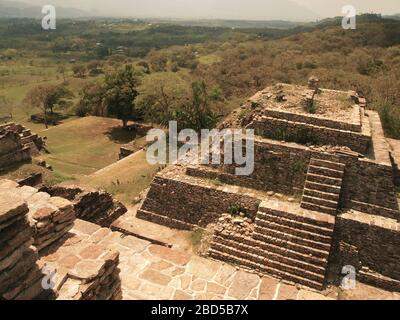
[[249, 83, 361, 126], [136, 80, 400, 294]]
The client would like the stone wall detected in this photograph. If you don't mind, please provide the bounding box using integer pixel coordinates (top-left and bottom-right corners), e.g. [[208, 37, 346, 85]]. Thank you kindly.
[[0, 122, 44, 168], [138, 171, 261, 228], [0, 131, 31, 168], [17, 172, 43, 187], [329, 211, 400, 291], [340, 157, 399, 218], [0, 122, 44, 155], [248, 116, 371, 155], [221, 139, 310, 195], [0, 181, 43, 300], [0, 179, 123, 300], [263, 108, 361, 132], [391, 153, 400, 187], [190, 137, 399, 218], [42, 184, 127, 227]]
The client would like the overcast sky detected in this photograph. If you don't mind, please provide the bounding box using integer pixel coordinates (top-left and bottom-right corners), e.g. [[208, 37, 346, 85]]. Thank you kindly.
[[19, 0, 400, 20]]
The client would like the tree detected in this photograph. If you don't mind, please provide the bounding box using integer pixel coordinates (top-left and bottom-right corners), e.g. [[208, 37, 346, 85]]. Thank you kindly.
[[171, 81, 218, 131], [96, 45, 110, 59], [72, 64, 86, 78], [23, 84, 73, 128], [76, 82, 106, 117], [137, 61, 150, 74], [87, 60, 103, 76], [148, 50, 168, 72], [170, 47, 199, 70], [136, 72, 190, 125], [57, 64, 67, 84], [103, 65, 140, 128]]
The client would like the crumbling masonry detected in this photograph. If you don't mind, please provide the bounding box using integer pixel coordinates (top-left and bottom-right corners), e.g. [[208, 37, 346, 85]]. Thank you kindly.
[[0, 180, 122, 300], [0, 122, 44, 168], [137, 82, 400, 292]]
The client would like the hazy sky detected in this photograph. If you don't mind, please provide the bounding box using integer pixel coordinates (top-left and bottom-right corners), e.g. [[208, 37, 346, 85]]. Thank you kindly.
[[19, 0, 400, 20]]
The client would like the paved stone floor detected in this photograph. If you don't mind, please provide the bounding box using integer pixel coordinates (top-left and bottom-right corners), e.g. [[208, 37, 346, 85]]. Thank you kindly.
[[111, 208, 194, 253], [67, 219, 400, 300]]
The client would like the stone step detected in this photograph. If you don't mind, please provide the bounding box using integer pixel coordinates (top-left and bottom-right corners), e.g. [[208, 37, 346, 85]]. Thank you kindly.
[[209, 242, 326, 284], [254, 221, 332, 245], [358, 267, 400, 292], [257, 207, 335, 229], [256, 212, 334, 236], [310, 158, 345, 171], [308, 165, 344, 179], [303, 188, 339, 202], [300, 202, 337, 215], [306, 173, 343, 187], [253, 222, 331, 252], [211, 239, 326, 276], [136, 209, 193, 230], [21, 129, 32, 137], [350, 200, 400, 220], [214, 233, 329, 265], [305, 181, 341, 195], [302, 195, 338, 209], [253, 229, 331, 253], [208, 249, 324, 290]]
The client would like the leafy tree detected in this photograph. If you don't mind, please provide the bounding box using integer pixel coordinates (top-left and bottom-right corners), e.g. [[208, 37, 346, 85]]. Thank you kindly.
[[137, 61, 150, 74], [23, 84, 73, 128], [87, 60, 104, 76], [136, 72, 190, 125], [96, 45, 110, 59], [148, 50, 168, 72], [72, 64, 86, 78], [57, 64, 67, 84], [171, 81, 218, 131], [103, 65, 140, 128], [76, 82, 106, 117], [170, 47, 199, 70]]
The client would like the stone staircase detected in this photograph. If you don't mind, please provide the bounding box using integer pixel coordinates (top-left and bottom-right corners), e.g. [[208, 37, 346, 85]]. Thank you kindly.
[[301, 158, 345, 215], [209, 205, 335, 290]]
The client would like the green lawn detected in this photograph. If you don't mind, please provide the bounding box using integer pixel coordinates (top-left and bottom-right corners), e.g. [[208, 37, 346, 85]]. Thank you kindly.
[[78, 149, 163, 205], [38, 116, 137, 178]]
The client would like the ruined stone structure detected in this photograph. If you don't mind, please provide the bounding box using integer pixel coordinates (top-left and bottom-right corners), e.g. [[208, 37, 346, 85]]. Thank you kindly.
[[137, 82, 400, 292], [41, 184, 128, 227], [119, 122, 153, 159], [0, 180, 122, 300], [0, 122, 44, 168]]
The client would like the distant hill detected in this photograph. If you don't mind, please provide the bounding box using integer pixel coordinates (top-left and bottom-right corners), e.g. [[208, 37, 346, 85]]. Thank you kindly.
[[0, 0, 88, 18], [14, 0, 319, 22], [384, 14, 400, 20], [142, 19, 304, 30]]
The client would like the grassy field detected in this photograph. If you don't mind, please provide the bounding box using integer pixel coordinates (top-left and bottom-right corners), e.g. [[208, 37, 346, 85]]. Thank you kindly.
[[77, 149, 164, 205], [0, 55, 104, 131], [0, 54, 156, 198], [199, 54, 222, 65], [39, 116, 137, 178], [0, 115, 149, 189]]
